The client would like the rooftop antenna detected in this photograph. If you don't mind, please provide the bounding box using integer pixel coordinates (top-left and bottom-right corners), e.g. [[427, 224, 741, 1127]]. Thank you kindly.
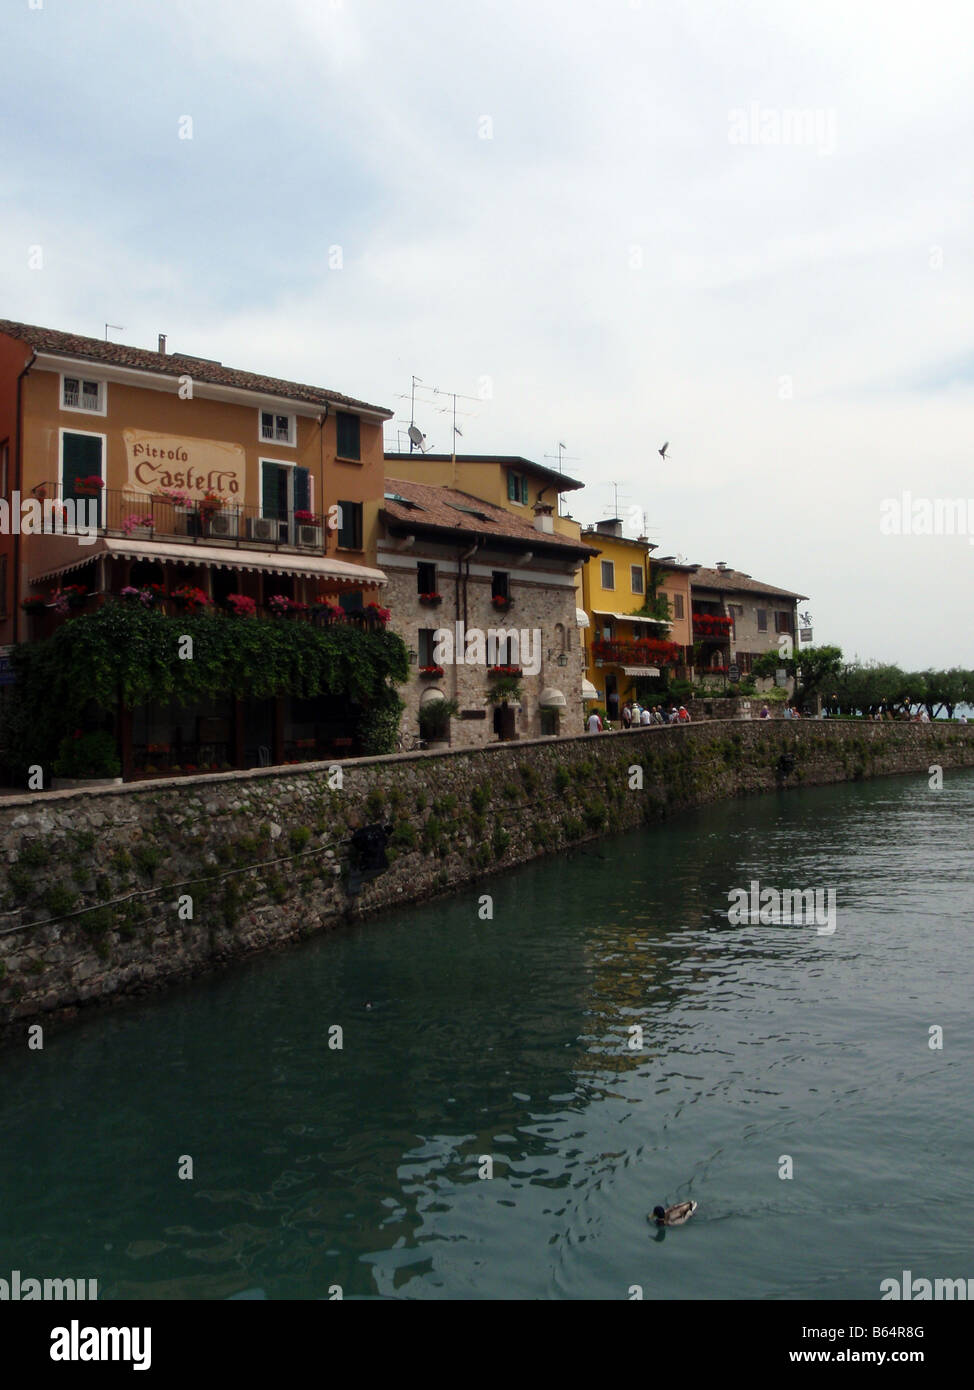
[[433, 384, 481, 486], [408, 375, 425, 452], [603, 480, 631, 521], [105, 323, 124, 341], [543, 442, 580, 517]]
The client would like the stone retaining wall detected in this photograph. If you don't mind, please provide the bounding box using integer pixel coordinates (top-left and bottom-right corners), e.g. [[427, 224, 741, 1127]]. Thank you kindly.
[[2, 719, 972, 1043]]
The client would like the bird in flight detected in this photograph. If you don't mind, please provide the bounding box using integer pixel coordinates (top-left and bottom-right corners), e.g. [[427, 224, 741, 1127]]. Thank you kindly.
[[658, 442, 669, 460]]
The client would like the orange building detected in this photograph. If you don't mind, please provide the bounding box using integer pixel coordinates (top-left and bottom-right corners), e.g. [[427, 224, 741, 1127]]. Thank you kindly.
[[0, 319, 392, 646], [0, 319, 399, 775]]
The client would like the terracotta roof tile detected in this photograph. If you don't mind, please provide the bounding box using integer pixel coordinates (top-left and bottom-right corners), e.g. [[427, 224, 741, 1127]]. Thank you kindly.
[[691, 566, 808, 600], [382, 477, 597, 555], [0, 317, 392, 416]]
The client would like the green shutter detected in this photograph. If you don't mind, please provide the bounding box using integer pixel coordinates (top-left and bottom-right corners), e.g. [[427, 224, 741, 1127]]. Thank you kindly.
[[293, 467, 310, 513], [507, 472, 517, 501], [62, 432, 103, 523], [337, 412, 360, 460], [262, 461, 282, 519], [520, 476, 529, 504]]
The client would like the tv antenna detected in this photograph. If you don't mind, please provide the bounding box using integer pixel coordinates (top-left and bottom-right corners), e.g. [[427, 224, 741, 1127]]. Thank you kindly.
[[105, 323, 124, 341], [543, 442, 580, 516], [603, 480, 631, 521]]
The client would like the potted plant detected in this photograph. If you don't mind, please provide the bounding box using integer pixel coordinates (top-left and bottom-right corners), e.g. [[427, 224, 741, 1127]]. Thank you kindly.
[[418, 696, 459, 746], [121, 512, 154, 537], [50, 584, 88, 614], [197, 490, 225, 522], [491, 594, 513, 612], [418, 592, 442, 606], [225, 592, 257, 617], [74, 475, 104, 497], [419, 664, 445, 679], [171, 585, 211, 612], [20, 595, 46, 615], [294, 509, 318, 525], [486, 673, 523, 705], [51, 730, 123, 789]]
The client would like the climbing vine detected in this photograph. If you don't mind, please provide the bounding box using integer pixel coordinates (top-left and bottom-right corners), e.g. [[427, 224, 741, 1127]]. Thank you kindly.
[[4, 602, 409, 771]]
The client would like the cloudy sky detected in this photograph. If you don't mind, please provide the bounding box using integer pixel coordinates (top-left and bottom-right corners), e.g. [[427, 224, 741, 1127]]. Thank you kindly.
[[2, 0, 972, 669]]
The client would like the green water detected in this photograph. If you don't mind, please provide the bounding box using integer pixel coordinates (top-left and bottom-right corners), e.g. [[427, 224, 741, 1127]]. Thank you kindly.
[[2, 772, 972, 1300]]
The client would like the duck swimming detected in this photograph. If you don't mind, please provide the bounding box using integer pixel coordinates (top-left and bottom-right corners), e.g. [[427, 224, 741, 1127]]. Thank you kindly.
[[651, 1201, 697, 1227]]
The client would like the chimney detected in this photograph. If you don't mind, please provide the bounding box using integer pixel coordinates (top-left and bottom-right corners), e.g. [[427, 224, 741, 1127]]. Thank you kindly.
[[533, 502, 554, 534], [595, 519, 623, 538], [158, 334, 167, 354], [715, 561, 729, 572]]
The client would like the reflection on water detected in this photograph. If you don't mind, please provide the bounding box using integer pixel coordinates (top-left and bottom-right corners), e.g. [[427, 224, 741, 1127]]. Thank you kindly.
[[2, 773, 973, 1299]]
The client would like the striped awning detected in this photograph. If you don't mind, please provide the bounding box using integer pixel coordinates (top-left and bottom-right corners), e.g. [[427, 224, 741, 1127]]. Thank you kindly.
[[620, 665, 661, 677], [29, 537, 387, 588]]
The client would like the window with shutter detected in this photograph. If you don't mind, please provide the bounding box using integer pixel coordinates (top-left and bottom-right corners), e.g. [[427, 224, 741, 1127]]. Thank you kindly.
[[261, 461, 287, 520], [337, 500, 362, 549], [507, 472, 518, 502], [61, 431, 104, 524], [293, 467, 310, 513], [520, 476, 528, 504], [336, 412, 360, 460]]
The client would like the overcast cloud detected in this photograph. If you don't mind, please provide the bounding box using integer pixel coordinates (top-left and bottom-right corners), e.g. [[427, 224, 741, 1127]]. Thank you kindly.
[[2, 0, 972, 668]]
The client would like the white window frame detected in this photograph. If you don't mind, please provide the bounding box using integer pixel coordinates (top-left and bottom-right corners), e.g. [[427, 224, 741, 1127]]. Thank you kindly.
[[630, 564, 644, 595], [59, 426, 107, 497], [601, 560, 615, 590], [260, 458, 316, 518], [258, 409, 296, 447], [60, 373, 107, 416]]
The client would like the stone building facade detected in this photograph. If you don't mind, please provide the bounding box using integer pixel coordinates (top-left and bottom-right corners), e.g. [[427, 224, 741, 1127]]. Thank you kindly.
[[690, 564, 809, 686], [379, 477, 595, 747]]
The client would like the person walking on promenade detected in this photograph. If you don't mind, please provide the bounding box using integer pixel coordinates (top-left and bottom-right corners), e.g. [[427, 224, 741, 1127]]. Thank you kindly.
[[759, 703, 770, 719], [640, 705, 652, 725], [677, 705, 690, 723], [622, 701, 633, 729], [587, 709, 603, 734]]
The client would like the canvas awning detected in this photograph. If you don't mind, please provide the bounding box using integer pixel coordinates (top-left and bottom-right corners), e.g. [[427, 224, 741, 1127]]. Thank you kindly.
[[593, 610, 671, 627], [575, 608, 590, 627], [29, 536, 387, 587], [538, 687, 567, 708], [582, 679, 599, 700], [620, 665, 660, 677]]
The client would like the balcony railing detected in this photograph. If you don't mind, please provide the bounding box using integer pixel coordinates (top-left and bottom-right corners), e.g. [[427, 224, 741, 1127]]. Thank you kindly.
[[591, 638, 682, 666], [48, 488, 331, 552], [692, 613, 733, 638]]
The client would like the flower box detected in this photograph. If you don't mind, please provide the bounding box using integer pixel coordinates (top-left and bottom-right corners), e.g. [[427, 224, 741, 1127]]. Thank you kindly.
[[74, 476, 105, 497], [418, 593, 442, 606], [488, 665, 523, 676], [491, 595, 513, 611], [419, 665, 445, 678]]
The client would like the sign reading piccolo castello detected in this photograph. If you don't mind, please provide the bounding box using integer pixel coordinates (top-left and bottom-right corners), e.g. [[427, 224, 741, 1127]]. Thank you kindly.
[[122, 429, 244, 498]]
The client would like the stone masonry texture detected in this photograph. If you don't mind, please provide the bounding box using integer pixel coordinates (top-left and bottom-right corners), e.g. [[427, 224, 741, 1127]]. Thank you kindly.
[[1, 719, 972, 1044]]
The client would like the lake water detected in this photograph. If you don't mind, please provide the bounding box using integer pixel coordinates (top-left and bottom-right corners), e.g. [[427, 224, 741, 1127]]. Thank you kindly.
[[2, 770, 972, 1300]]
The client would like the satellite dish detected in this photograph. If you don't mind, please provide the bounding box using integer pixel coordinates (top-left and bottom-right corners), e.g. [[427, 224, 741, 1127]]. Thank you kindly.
[[407, 424, 425, 447]]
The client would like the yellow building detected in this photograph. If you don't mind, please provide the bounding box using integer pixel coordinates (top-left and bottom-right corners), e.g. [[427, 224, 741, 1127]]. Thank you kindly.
[[580, 520, 684, 720]]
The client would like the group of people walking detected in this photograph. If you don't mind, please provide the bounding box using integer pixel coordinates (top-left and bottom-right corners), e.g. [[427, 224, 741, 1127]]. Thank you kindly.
[[587, 701, 691, 733]]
